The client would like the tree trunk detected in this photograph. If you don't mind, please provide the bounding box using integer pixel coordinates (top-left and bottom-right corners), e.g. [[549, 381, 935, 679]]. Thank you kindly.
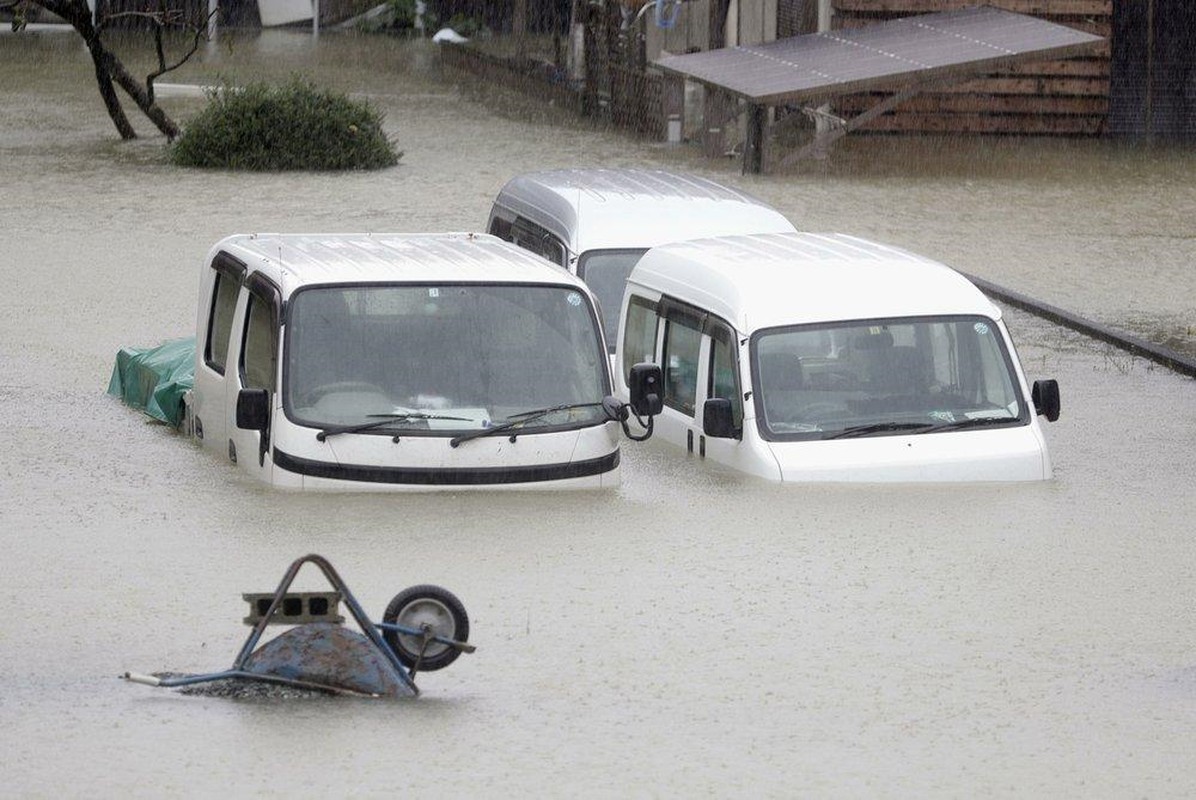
[[105, 51, 181, 138], [29, 0, 181, 140], [86, 33, 138, 139]]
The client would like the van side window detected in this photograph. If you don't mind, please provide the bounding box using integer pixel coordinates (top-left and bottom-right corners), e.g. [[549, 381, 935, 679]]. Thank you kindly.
[[241, 290, 278, 391], [205, 270, 240, 374], [622, 296, 659, 385], [709, 327, 742, 428], [662, 315, 702, 416]]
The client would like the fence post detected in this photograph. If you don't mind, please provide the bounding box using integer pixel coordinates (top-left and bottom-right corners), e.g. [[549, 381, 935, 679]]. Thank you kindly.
[[703, 88, 734, 158], [743, 103, 766, 173], [663, 74, 685, 143]]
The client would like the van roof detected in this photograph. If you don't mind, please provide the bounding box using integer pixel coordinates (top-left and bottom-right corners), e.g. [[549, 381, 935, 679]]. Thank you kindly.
[[491, 168, 796, 255], [208, 233, 585, 297], [630, 232, 1002, 332]]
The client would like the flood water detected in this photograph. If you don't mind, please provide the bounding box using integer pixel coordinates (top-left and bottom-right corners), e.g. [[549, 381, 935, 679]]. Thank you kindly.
[[2, 27, 1195, 798]]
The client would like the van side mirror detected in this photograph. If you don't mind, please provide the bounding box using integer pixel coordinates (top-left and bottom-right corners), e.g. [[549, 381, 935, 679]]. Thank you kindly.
[[236, 388, 270, 431], [703, 398, 738, 439], [627, 363, 663, 417], [1031, 379, 1060, 422]]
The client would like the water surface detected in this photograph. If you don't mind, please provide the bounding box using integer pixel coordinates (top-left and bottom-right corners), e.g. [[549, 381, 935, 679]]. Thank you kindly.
[[1, 28, 1194, 798]]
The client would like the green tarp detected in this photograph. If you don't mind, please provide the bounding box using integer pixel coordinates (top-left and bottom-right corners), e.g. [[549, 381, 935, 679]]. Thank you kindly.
[[107, 337, 196, 426]]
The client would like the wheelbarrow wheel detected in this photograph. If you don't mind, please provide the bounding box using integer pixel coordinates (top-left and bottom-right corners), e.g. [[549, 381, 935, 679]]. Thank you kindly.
[[382, 585, 470, 672]]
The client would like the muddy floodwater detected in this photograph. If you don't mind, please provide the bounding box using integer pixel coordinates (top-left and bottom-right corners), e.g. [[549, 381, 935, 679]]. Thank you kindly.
[[2, 27, 1195, 798]]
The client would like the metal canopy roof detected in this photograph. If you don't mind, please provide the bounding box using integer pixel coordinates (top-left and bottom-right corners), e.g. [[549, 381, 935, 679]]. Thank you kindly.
[[654, 6, 1105, 106]]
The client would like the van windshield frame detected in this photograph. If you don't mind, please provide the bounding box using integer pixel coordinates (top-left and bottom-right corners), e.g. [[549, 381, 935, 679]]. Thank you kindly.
[[750, 314, 1029, 442], [282, 282, 611, 437]]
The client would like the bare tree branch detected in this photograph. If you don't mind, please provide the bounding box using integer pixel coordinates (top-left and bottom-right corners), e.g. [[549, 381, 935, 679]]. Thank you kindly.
[[145, 5, 216, 106], [14, 0, 216, 140]]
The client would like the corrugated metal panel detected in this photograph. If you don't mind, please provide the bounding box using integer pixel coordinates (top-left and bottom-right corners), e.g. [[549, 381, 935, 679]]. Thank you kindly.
[[654, 6, 1103, 105]]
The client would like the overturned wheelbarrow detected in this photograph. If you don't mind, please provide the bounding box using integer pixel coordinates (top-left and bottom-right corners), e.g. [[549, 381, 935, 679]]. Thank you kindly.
[[123, 554, 474, 698]]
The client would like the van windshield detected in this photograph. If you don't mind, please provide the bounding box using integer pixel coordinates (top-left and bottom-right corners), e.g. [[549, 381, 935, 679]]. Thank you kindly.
[[751, 315, 1027, 441], [284, 284, 610, 434], [577, 249, 647, 350]]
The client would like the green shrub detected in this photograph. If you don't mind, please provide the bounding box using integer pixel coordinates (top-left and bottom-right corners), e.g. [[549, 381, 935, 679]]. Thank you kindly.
[[171, 79, 401, 171]]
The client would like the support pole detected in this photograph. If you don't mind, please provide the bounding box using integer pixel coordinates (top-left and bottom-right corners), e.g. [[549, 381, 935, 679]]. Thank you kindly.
[[568, 0, 585, 83], [815, 0, 833, 140], [514, 0, 527, 60], [700, 0, 732, 159], [663, 74, 685, 143], [742, 103, 766, 173], [703, 88, 733, 158]]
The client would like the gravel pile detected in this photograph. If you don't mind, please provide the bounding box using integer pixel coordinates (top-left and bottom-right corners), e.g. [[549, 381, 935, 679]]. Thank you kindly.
[[156, 673, 335, 700]]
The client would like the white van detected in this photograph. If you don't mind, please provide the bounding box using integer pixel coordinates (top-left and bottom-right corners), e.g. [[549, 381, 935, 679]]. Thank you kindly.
[[613, 232, 1061, 482], [187, 233, 660, 490], [486, 168, 797, 349]]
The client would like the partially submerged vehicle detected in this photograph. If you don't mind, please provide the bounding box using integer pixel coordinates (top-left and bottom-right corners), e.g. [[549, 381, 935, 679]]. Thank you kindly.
[[113, 233, 662, 490], [612, 232, 1061, 482], [487, 168, 797, 349]]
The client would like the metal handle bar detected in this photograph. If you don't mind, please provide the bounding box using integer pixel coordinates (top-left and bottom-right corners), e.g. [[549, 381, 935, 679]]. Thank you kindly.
[[374, 622, 477, 653]]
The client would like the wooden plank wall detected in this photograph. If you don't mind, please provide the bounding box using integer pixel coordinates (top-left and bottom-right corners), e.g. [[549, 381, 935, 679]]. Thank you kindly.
[[831, 0, 1112, 135]]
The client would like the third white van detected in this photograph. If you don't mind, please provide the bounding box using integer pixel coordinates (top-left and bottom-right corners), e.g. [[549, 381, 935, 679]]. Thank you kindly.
[[487, 168, 797, 349]]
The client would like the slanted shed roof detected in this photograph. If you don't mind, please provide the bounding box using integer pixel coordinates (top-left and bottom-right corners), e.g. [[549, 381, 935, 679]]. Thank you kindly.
[[654, 6, 1104, 106]]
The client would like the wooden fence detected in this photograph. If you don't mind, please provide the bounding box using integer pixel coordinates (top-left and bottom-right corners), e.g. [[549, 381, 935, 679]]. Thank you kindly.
[[438, 42, 584, 115], [831, 0, 1112, 135], [578, 0, 666, 137]]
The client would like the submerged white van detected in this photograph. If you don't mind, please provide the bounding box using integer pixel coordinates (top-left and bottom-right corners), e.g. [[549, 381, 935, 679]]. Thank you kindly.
[[486, 168, 797, 348], [187, 233, 660, 490], [613, 232, 1061, 483]]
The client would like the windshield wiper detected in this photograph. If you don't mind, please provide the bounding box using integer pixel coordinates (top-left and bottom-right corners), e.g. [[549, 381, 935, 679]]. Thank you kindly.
[[825, 422, 937, 440], [317, 412, 472, 441], [927, 416, 1016, 432], [449, 402, 606, 448]]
